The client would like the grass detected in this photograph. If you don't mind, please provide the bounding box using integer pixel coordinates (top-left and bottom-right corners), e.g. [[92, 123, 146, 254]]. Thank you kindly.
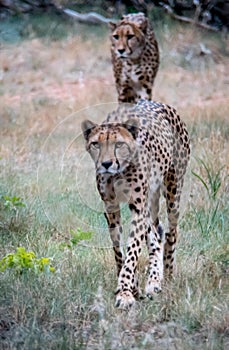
[[0, 11, 229, 350]]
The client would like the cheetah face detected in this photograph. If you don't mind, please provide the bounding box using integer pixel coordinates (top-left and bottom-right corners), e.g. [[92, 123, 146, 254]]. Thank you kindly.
[[82, 119, 139, 175], [110, 22, 146, 59]]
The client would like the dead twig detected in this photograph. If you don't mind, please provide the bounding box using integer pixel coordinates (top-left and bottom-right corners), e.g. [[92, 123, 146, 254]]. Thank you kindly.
[[160, 3, 219, 32], [63, 9, 116, 25]]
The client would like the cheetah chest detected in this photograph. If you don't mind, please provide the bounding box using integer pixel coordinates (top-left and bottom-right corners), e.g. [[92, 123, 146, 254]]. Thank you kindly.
[[120, 61, 144, 87]]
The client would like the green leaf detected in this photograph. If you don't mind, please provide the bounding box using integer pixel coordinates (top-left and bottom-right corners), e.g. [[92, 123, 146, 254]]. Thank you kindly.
[[70, 228, 93, 246], [2, 195, 26, 210]]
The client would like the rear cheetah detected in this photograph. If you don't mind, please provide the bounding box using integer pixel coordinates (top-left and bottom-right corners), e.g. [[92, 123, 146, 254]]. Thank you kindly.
[[109, 12, 159, 103]]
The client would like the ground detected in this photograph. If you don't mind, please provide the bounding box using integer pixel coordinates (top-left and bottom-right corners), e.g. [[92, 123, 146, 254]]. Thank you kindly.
[[0, 14, 228, 350]]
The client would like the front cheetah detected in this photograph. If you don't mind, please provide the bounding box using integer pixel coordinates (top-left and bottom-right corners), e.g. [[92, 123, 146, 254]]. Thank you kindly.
[[109, 12, 159, 103], [82, 100, 190, 309]]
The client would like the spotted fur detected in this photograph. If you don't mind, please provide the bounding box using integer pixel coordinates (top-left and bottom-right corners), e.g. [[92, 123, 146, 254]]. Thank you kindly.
[[109, 12, 159, 103], [82, 100, 190, 309]]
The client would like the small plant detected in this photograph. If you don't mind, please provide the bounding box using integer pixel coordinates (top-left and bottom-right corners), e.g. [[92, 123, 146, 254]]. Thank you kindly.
[[1, 195, 26, 212], [0, 247, 55, 274], [192, 158, 224, 200], [60, 228, 94, 249], [69, 228, 93, 246], [0, 194, 27, 229]]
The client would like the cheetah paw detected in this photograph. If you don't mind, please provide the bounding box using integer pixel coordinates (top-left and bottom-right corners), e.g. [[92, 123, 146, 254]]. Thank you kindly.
[[145, 282, 162, 299], [115, 291, 136, 310]]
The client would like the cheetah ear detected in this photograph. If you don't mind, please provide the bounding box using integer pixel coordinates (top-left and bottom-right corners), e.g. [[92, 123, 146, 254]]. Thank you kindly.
[[81, 120, 97, 141], [136, 18, 148, 33], [124, 118, 139, 140], [108, 21, 117, 31]]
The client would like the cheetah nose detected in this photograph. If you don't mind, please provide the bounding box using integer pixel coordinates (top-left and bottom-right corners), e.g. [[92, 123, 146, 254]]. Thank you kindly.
[[118, 49, 125, 54], [102, 161, 113, 170]]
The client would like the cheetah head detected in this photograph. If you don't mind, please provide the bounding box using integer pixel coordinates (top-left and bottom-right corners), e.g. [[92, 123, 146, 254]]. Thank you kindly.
[[109, 19, 147, 59], [82, 119, 139, 175]]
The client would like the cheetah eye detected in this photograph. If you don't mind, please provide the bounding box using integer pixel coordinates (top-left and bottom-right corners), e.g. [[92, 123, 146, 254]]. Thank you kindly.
[[127, 34, 134, 40], [113, 34, 119, 40], [116, 142, 125, 149], [90, 142, 100, 149]]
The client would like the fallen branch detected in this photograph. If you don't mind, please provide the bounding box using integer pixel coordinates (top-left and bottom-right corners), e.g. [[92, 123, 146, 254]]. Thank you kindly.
[[63, 9, 116, 25], [63, 6, 220, 32], [160, 3, 219, 32]]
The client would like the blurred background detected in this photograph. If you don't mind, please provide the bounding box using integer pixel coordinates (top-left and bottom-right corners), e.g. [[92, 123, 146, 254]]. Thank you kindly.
[[0, 1, 228, 31]]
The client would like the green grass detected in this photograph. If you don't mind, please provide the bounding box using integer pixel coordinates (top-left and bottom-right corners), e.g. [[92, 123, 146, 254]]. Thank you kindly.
[[0, 114, 228, 350], [0, 13, 228, 350]]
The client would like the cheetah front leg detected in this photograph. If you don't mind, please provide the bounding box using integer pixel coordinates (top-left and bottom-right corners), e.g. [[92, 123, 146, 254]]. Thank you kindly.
[[104, 203, 124, 276], [145, 187, 164, 298], [137, 85, 152, 101], [145, 223, 164, 297], [117, 85, 136, 103], [115, 202, 147, 309]]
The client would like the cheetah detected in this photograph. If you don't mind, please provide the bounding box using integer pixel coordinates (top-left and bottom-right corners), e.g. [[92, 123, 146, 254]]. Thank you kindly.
[[81, 100, 190, 309], [109, 12, 160, 103]]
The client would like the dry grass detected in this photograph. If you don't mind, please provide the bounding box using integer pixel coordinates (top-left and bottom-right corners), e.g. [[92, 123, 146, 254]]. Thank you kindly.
[[0, 14, 228, 350]]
